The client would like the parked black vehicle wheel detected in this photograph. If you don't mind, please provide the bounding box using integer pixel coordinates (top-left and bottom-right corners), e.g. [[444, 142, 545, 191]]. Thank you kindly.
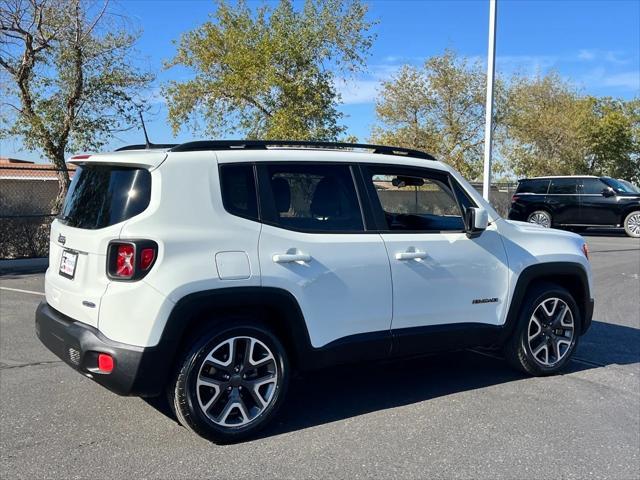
[[623, 211, 640, 238], [168, 321, 289, 443], [504, 283, 581, 376], [527, 210, 552, 228]]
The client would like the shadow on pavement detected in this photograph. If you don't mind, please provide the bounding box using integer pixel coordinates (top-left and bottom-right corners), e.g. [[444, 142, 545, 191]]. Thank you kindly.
[[142, 319, 639, 440], [579, 320, 640, 366]]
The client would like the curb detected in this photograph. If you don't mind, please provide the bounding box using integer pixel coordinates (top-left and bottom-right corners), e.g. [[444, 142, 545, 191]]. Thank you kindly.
[[0, 257, 49, 275]]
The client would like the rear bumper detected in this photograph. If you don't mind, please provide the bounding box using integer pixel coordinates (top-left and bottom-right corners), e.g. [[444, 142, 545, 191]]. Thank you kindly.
[[35, 302, 167, 396]]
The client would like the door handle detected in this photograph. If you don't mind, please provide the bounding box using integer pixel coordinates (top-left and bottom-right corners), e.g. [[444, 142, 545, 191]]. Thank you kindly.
[[395, 250, 427, 261], [272, 252, 311, 264]]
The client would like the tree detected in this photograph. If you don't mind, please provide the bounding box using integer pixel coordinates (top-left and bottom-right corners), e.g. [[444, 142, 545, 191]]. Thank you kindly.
[[370, 50, 504, 180], [163, 0, 375, 141], [502, 73, 639, 181], [581, 97, 640, 182], [0, 0, 153, 210], [501, 72, 591, 177]]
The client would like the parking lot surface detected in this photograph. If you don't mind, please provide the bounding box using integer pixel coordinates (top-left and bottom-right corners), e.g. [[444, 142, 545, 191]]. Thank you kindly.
[[1, 232, 639, 479]]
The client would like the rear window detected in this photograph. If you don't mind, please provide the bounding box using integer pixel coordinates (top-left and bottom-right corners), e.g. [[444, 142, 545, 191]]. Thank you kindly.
[[59, 165, 151, 229], [516, 179, 550, 194]]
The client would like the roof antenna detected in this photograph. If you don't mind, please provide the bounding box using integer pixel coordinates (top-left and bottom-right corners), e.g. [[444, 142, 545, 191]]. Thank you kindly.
[[138, 110, 152, 149]]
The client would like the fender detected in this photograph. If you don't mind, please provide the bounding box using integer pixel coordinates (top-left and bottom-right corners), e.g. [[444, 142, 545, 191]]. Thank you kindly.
[[500, 261, 593, 342], [155, 286, 392, 376], [157, 287, 312, 366]]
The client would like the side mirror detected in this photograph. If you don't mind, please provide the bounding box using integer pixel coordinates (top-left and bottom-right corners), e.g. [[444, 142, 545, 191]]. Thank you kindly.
[[464, 207, 489, 236], [602, 187, 616, 197]]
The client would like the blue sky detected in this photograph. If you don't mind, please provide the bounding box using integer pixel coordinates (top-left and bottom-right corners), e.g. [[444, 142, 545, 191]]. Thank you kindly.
[[2, 0, 639, 161]]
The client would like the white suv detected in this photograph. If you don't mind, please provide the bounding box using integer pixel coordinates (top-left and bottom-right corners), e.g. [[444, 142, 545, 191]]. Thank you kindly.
[[36, 140, 594, 443]]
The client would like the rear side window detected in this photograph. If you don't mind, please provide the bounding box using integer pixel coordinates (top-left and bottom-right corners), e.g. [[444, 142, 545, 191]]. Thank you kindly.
[[60, 165, 151, 229], [219, 164, 258, 220], [259, 163, 364, 232], [516, 179, 550, 194], [549, 178, 578, 194]]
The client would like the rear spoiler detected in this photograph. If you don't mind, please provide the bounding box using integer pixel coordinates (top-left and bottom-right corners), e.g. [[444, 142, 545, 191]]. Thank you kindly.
[[69, 150, 169, 169]]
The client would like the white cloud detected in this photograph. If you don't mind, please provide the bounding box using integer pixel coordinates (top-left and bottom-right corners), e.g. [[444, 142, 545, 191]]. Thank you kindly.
[[335, 63, 405, 105], [599, 71, 640, 90], [335, 78, 381, 105], [579, 67, 640, 92], [577, 49, 632, 65], [337, 48, 639, 105], [495, 54, 559, 76], [578, 49, 595, 61]]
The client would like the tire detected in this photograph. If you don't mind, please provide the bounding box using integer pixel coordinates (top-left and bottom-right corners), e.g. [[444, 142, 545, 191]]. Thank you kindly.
[[168, 320, 289, 443], [504, 283, 581, 376], [623, 211, 640, 238], [527, 210, 552, 228]]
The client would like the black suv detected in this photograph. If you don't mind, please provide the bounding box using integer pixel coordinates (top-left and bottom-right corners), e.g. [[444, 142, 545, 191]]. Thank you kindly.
[[508, 176, 640, 238]]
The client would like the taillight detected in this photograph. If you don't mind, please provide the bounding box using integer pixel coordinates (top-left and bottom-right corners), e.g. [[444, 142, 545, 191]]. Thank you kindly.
[[107, 240, 157, 280], [140, 248, 155, 270], [582, 243, 590, 261], [116, 244, 135, 278], [511, 194, 520, 202]]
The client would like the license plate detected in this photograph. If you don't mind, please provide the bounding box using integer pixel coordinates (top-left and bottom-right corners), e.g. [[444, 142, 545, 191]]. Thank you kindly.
[[59, 250, 78, 279]]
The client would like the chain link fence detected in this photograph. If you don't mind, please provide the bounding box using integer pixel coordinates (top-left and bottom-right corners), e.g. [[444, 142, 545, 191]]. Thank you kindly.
[[0, 164, 517, 259], [0, 165, 70, 259]]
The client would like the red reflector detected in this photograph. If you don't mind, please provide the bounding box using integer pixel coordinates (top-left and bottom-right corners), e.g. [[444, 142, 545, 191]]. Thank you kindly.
[[140, 248, 156, 270], [98, 353, 114, 373], [116, 244, 135, 277]]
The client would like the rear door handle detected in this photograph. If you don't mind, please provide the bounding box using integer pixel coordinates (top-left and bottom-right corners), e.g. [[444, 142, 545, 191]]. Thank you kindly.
[[395, 250, 427, 261], [272, 253, 311, 263]]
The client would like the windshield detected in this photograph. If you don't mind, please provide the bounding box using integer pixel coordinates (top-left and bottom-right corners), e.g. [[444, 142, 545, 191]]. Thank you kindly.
[[602, 177, 640, 194], [59, 165, 152, 229]]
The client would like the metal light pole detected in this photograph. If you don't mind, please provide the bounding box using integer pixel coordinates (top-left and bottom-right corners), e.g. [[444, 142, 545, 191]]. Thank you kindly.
[[482, 0, 497, 201]]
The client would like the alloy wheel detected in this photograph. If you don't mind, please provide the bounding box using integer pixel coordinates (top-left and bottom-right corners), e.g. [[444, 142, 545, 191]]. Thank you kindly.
[[627, 212, 640, 236], [195, 336, 278, 427], [528, 212, 551, 228], [527, 297, 575, 367]]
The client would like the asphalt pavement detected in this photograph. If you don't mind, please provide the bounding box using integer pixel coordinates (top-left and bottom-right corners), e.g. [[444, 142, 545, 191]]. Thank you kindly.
[[1, 232, 638, 479]]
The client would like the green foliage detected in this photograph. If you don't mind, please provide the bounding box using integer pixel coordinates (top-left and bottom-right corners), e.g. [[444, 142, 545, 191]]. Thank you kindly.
[[0, 0, 153, 166], [501, 72, 588, 177], [370, 50, 505, 180], [163, 0, 375, 140], [503, 74, 639, 181], [581, 97, 640, 182], [371, 51, 638, 182]]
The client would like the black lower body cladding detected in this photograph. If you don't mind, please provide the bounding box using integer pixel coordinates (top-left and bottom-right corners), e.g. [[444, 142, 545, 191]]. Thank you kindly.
[[35, 302, 167, 396]]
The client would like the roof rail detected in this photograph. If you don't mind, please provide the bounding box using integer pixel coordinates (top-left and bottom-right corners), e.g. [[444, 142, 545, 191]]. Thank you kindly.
[[115, 143, 178, 152], [169, 140, 436, 160]]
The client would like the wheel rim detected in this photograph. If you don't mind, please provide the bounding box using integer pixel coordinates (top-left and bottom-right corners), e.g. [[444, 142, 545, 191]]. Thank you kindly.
[[195, 336, 278, 428], [527, 298, 575, 367], [528, 212, 551, 228], [627, 213, 640, 236]]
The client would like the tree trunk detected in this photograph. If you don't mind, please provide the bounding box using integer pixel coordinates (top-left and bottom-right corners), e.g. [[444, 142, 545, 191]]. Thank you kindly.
[[52, 157, 71, 215]]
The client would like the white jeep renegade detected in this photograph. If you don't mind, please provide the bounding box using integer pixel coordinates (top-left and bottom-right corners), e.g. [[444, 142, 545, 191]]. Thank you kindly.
[[36, 140, 594, 443]]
